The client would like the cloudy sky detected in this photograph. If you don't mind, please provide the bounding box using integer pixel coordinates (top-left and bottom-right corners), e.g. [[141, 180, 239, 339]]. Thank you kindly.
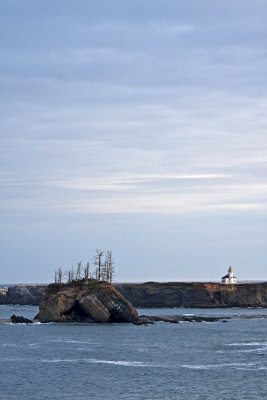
[[0, 0, 266, 283]]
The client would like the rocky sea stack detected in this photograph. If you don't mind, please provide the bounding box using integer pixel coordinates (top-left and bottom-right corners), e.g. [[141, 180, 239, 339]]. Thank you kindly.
[[36, 279, 138, 323]]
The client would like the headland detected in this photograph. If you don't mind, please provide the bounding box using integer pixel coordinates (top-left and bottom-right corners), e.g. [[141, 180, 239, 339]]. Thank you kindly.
[[115, 281, 267, 308], [1, 281, 266, 308]]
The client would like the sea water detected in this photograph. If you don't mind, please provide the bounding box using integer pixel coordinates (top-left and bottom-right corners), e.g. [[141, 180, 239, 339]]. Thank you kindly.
[[0, 305, 266, 400]]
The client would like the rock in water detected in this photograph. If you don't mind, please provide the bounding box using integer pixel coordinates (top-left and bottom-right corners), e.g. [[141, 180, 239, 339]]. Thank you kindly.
[[11, 315, 33, 323], [36, 280, 138, 323]]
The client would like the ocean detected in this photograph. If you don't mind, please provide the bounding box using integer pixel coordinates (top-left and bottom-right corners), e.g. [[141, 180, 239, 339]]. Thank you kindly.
[[0, 305, 266, 399]]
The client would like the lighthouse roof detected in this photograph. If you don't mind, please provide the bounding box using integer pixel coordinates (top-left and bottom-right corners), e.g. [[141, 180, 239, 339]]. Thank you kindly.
[[221, 274, 237, 279]]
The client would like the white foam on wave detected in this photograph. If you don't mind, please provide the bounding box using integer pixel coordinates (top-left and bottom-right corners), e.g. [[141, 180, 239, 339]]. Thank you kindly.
[[238, 347, 267, 353], [64, 340, 98, 345], [40, 358, 158, 367], [181, 363, 256, 370], [41, 359, 79, 363], [227, 342, 267, 346], [49, 339, 98, 345], [87, 359, 154, 367]]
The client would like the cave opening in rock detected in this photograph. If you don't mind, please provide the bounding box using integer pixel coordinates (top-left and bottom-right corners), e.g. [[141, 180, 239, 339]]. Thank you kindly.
[[63, 300, 94, 321]]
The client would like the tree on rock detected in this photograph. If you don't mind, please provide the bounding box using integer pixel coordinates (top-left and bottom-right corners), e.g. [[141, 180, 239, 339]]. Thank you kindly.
[[76, 261, 82, 281], [53, 250, 116, 285], [95, 249, 104, 281], [84, 262, 90, 283], [106, 251, 115, 283]]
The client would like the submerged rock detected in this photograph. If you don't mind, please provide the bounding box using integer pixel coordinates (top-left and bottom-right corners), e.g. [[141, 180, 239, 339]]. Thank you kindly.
[[134, 314, 267, 325], [36, 280, 138, 323]]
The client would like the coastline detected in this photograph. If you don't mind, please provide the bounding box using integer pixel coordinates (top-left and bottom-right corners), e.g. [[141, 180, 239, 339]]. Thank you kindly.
[[1, 281, 267, 308], [1, 313, 267, 325]]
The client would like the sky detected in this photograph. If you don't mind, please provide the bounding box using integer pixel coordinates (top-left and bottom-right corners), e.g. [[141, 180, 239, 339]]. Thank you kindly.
[[0, 0, 266, 283]]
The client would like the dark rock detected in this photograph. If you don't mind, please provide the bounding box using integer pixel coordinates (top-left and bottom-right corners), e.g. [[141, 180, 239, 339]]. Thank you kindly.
[[10, 314, 33, 324], [37, 279, 138, 323], [133, 317, 155, 325], [135, 314, 267, 325], [135, 315, 220, 324]]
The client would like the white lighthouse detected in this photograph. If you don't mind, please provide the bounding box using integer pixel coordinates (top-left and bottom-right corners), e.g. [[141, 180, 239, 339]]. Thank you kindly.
[[221, 266, 237, 284]]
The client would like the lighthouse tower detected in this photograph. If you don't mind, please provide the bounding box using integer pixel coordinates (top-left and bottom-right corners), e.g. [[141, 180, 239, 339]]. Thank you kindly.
[[221, 266, 237, 284]]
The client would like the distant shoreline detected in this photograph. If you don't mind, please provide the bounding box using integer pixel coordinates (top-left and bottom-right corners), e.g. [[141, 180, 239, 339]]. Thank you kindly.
[[1, 280, 266, 288], [1, 281, 267, 308]]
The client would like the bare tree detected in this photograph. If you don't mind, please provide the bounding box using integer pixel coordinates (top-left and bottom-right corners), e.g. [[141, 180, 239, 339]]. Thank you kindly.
[[106, 251, 115, 283], [94, 267, 98, 280], [70, 266, 74, 282], [54, 270, 58, 284], [57, 267, 63, 285], [101, 261, 108, 281], [53, 250, 116, 285], [95, 249, 104, 280], [67, 270, 71, 284], [67, 267, 73, 284], [76, 261, 82, 281], [84, 262, 90, 283]]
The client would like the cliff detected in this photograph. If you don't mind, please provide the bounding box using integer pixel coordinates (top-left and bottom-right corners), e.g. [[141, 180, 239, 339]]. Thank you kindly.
[[115, 282, 267, 308], [1, 281, 266, 308], [36, 280, 138, 323], [0, 285, 47, 305]]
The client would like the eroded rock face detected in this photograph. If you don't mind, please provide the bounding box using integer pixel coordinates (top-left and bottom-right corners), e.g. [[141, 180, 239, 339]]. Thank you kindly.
[[79, 294, 110, 323], [0, 285, 47, 305], [36, 280, 138, 323]]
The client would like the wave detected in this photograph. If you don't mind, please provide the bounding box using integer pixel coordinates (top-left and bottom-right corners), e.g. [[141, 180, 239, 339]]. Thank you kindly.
[[181, 363, 256, 370], [227, 342, 267, 346], [238, 347, 267, 353], [41, 359, 78, 363], [40, 358, 158, 367], [64, 340, 99, 345], [49, 339, 99, 345]]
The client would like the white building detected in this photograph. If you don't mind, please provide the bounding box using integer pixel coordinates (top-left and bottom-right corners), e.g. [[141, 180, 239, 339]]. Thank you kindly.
[[221, 266, 237, 284]]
